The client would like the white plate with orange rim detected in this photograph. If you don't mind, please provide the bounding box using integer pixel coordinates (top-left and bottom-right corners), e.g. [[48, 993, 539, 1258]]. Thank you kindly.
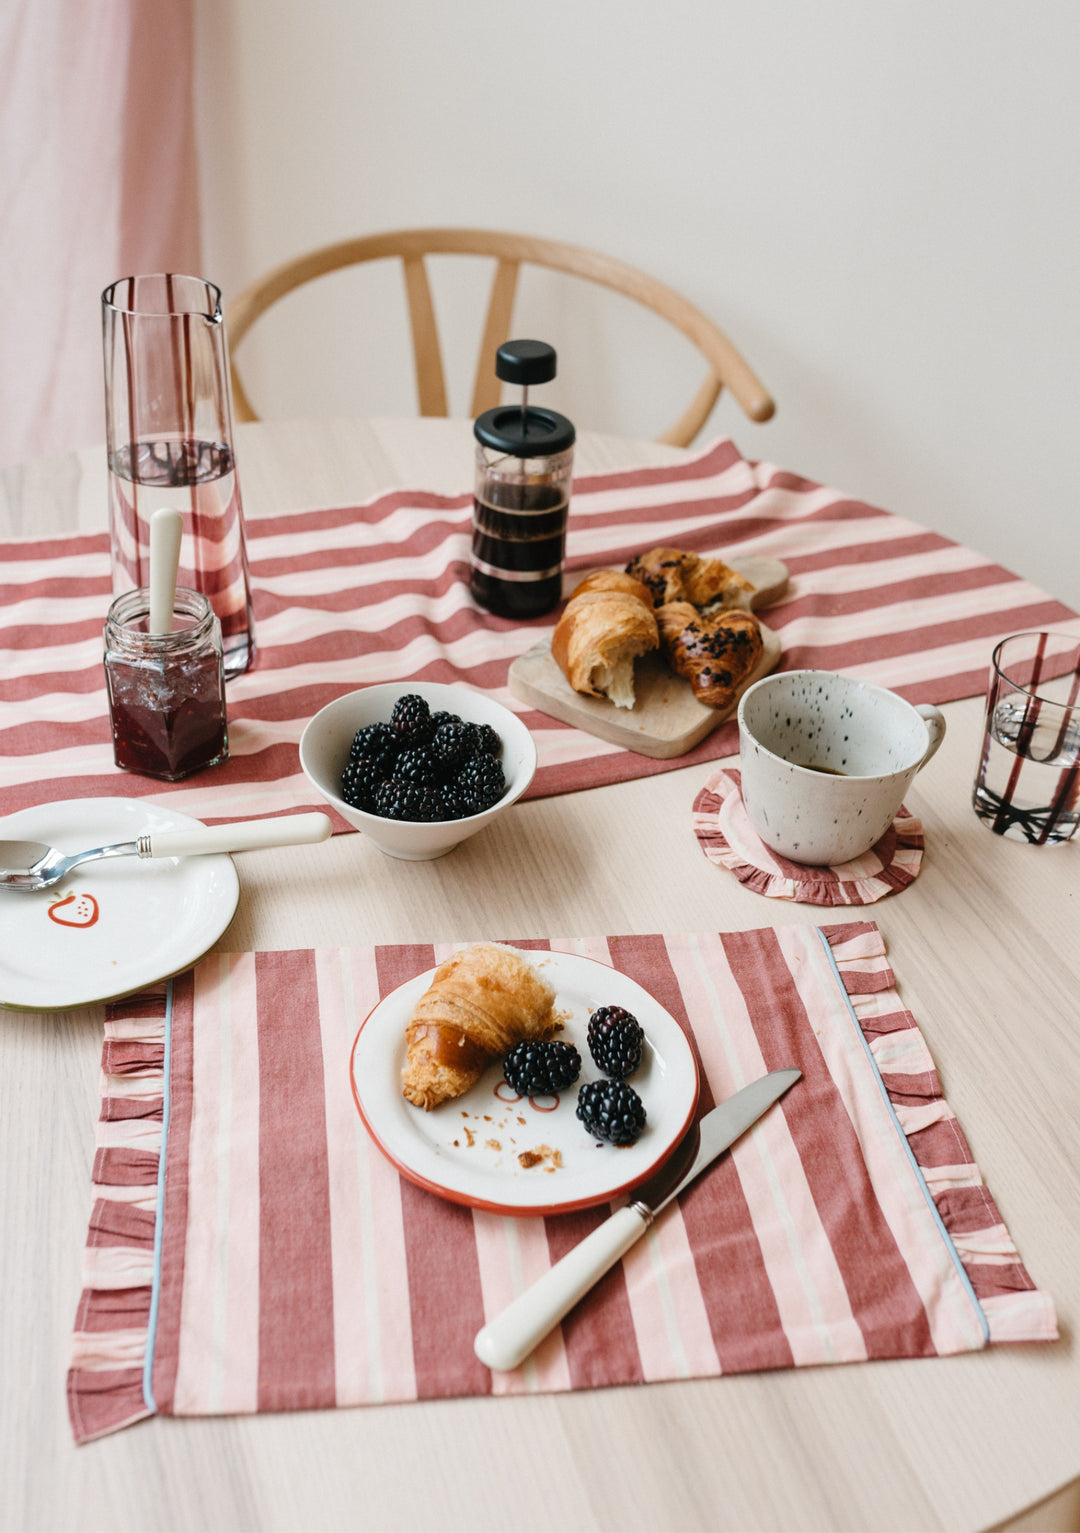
[[349, 948, 700, 1216], [0, 797, 239, 1011]]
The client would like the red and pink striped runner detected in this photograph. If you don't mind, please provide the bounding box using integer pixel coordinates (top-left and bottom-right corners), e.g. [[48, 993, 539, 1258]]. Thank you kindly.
[[4, 438, 1078, 826], [67, 921, 1056, 1444]]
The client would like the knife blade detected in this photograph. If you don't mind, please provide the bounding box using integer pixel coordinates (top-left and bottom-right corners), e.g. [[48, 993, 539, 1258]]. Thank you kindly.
[[473, 1066, 801, 1372]]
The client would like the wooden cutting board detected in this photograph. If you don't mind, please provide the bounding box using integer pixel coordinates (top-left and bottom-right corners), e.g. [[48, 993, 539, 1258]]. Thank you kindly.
[[507, 555, 788, 760]]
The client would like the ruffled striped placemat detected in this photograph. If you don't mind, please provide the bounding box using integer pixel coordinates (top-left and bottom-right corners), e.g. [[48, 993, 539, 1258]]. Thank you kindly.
[[5, 437, 1076, 826], [692, 768, 924, 904], [68, 922, 1056, 1444]]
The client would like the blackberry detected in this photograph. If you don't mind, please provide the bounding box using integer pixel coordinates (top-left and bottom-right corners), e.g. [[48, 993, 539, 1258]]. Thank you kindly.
[[503, 1039, 582, 1098], [476, 723, 502, 757], [389, 693, 433, 746], [429, 710, 459, 730], [374, 778, 440, 821], [348, 722, 396, 764], [431, 719, 477, 772], [436, 782, 465, 821], [341, 754, 388, 810], [414, 788, 444, 822], [395, 746, 440, 786], [454, 753, 505, 814], [576, 1079, 647, 1146], [587, 1005, 645, 1079]]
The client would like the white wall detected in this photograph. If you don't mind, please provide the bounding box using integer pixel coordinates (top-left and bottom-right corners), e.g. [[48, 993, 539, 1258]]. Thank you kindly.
[[195, 0, 1080, 610]]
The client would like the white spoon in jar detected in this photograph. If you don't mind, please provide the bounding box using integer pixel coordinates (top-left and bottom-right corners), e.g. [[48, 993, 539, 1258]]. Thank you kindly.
[[149, 506, 183, 634]]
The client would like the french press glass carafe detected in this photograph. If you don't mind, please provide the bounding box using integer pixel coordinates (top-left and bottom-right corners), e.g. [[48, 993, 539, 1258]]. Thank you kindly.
[[470, 339, 575, 619]]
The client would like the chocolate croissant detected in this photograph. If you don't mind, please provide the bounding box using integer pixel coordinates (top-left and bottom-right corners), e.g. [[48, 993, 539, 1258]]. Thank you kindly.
[[625, 546, 755, 615], [656, 601, 764, 711], [402, 943, 561, 1110], [551, 570, 659, 709]]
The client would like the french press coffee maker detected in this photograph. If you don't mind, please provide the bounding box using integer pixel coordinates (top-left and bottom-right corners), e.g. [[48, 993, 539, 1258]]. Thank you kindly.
[[470, 339, 575, 619]]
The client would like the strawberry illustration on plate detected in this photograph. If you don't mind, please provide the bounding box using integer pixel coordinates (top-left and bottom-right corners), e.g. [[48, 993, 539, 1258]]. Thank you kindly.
[[48, 891, 100, 928]]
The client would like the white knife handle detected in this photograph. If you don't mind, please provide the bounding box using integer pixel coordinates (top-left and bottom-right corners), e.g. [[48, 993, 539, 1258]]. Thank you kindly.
[[474, 1203, 650, 1373], [141, 813, 333, 859]]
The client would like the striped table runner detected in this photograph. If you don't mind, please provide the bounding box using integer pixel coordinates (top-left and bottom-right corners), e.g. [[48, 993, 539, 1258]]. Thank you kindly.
[[4, 438, 1077, 826], [68, 922, 1056, 1444]]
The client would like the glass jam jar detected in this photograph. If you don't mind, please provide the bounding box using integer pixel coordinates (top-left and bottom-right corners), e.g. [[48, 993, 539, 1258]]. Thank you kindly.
[[104, 587, 229, 781], [471, 339, 575, 620]]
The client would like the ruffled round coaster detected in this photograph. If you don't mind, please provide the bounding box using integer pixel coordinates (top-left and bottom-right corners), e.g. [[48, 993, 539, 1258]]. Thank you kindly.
[[692, 768, 924, 905]]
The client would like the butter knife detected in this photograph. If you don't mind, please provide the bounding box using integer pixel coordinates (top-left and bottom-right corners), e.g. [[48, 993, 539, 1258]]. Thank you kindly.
[[474, 1066, 801, 1372]]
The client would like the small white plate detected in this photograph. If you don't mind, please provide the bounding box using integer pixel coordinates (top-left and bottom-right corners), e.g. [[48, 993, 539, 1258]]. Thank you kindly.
[[0, 797, 240, 1012], [350, 949, 700, 1215]]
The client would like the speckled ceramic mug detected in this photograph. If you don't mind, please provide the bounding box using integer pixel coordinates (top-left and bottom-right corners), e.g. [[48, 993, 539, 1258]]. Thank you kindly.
[[737, 670, 946, 866]]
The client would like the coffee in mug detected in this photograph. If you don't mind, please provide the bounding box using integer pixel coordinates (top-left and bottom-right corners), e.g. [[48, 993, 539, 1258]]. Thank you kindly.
[[737, 670, 946, 865]]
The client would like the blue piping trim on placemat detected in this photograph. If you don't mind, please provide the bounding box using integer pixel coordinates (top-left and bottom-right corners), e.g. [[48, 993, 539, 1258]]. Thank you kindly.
[[142, 976, 173, 1413], [814, 927, 990, 1346]]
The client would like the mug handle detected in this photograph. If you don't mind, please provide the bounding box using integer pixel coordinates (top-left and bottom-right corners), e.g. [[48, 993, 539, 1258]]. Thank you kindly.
[[914, 704, 946, 770]]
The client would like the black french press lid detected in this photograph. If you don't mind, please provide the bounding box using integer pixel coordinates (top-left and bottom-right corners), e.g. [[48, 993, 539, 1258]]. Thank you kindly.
[[474, 339, 576, 457]]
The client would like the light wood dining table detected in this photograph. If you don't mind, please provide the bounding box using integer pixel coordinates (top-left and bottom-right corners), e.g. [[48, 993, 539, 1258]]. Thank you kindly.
[[2, 418, 1078, 1533]]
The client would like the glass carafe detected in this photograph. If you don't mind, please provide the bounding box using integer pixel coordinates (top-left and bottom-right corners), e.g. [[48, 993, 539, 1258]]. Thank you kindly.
[[102, 274, 255, 678]]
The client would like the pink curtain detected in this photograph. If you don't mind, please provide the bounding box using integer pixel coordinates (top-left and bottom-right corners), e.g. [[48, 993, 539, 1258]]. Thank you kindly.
[[0, 0, 201, 468]]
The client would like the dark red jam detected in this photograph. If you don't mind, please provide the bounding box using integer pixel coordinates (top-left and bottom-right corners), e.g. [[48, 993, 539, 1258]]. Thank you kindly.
[[107, 653, 228, 781], [104, 588, 229, 782]]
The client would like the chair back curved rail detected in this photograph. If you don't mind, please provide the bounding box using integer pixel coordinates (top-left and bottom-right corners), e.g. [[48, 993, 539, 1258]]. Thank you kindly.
[[225, 228, 774, 446]]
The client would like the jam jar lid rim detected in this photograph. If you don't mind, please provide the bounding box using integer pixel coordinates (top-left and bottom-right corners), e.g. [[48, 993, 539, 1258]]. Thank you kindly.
[[105, 586, 220, 651]]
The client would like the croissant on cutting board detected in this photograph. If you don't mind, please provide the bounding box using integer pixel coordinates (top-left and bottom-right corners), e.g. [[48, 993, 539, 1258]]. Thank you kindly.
[[656, 601, 764, 711], [551, 569, 658, 709], [625, 546, 755, 614], [401, 942, 561, 1110]]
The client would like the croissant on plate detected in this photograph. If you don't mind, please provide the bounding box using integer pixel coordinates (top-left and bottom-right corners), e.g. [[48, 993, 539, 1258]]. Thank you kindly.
[[401, 942, 561, 1110], [625, 546, 755, 615], [656, 601, 764, 711], [551, 569, 659, 709]]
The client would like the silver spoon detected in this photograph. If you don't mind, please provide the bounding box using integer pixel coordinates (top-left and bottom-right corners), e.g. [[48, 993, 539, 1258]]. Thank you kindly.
[[0, 812, 332, 892]]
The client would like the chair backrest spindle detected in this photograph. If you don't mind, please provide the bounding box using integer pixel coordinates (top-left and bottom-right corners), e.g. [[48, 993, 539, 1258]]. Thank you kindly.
[[471, 258, 521, 417], [401, 255, 447, 417]]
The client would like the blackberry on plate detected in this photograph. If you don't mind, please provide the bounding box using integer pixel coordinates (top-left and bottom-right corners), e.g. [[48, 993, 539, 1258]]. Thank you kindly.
[[395, 746, 440, 785], [576, 1079, 647, 1146], [454, 753, 505, 814], [340, 754, 388, 810], [587, 1005, 645, 1079], [429, 710, 459, 730], [389, 693, 434, 746], [374, 778, 440, 822], [504, 1039, 582, 1098]]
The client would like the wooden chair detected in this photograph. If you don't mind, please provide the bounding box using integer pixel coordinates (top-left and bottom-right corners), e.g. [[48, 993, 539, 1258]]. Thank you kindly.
[[225, 228, 775, 446]]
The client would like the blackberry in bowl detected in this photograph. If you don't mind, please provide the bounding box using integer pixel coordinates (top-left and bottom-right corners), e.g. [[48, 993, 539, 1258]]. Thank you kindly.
[[299, 681, 537, 861], [454, 753, 505, 815], [389, 692, 436, 748], [431, 718, 477, 771]]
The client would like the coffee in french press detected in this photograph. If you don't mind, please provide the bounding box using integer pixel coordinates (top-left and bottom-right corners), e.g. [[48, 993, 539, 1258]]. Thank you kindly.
[[470, 339, 575, 619]]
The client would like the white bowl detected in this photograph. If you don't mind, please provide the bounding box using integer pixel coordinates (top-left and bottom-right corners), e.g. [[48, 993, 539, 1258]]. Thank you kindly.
[[299, 682, 537, 860]]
